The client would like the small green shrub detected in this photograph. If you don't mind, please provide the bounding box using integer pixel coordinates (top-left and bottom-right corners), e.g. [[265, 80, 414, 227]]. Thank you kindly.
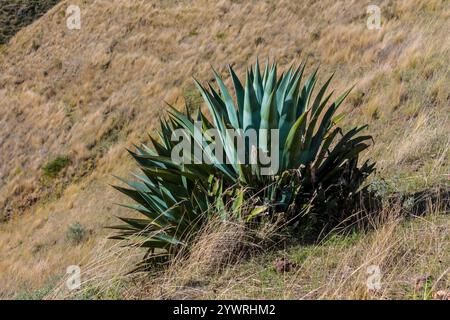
[[42, 155, 70, 178], [215, 32, 226, 40], [14, 276, 60, 300], [367, 176, 391, 198], [66, 222, 86, 244], [402, 196, 415, 212], [188, 29, 199, 36], [15, 287, 51, 300]]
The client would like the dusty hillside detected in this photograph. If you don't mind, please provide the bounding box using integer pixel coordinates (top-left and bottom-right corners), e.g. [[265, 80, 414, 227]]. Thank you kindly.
[[0, 0, 448, 298]]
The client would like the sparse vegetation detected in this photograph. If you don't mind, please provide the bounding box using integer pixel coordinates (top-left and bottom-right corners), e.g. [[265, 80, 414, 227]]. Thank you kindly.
[[188, 29, 198, 37], [215, 32, 226, 40], [42, 155, 70, 179], [14, 276, 59, 300]]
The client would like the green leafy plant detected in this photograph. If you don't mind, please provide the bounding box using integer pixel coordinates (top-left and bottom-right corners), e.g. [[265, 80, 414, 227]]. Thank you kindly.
[[112, 60, 375, 269]]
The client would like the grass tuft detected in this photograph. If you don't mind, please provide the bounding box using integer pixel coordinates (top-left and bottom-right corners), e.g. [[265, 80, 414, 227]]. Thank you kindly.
[[42, 155, 70, 179]]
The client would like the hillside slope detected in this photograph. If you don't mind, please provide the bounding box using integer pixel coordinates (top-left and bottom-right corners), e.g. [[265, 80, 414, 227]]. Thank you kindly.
[[0, 0, 448, 298], [0, 0, 61, 44]]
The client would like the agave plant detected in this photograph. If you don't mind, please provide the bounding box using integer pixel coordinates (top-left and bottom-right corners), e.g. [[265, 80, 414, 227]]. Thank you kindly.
[[112, 59, 375, 268]]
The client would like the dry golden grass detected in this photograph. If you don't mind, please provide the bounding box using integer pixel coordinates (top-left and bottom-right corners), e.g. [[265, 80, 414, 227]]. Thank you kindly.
[[46, 200, 449, 300], [148, 204, 449, 300], [0, 0, 448, 298], [47, 215, 255, 299]]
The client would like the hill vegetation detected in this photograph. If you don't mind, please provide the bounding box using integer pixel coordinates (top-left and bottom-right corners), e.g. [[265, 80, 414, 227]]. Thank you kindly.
[[0, 0, 448, 299]]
